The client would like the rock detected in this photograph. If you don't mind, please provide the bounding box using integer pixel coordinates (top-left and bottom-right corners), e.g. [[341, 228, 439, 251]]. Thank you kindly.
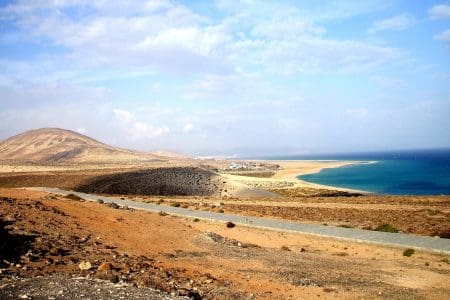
[[69, 257, 78, 264], [226, 222, 235, 228], [49, 247, 60, 256], [78, 261, 92, 270], [97, 272, 119, 283], [107, 274, 119, 283], [45, 258, 54, 265], [79, 236, 90, 243], [188, 291, 202, 300], [205, 231, 225, 243], [281, 246, 291, 251], [97, 199, 104, 204], [108, 203, 119, 209], [98, 262, 114, 271], [323, 287, 337, 292]]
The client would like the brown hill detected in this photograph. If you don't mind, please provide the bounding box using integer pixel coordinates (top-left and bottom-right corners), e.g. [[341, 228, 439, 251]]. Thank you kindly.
[[0, 128, 168, 164]]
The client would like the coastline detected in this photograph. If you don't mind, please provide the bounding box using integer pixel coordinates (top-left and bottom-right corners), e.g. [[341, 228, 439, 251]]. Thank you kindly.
[[227, 159, 372, 194], [267, 159, 373, 194]]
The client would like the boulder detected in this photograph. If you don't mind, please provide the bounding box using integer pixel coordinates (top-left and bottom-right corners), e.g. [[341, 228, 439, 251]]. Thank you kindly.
[[98, 262, 114, 271], [78, 261, 92, 270]]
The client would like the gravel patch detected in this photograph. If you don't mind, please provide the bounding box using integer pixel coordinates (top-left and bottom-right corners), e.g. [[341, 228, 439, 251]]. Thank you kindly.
[[0, 275, 189, 300]]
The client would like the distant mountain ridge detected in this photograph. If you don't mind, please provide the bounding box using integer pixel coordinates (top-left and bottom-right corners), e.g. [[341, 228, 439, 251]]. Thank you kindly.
[[0, 128, 184, 164]]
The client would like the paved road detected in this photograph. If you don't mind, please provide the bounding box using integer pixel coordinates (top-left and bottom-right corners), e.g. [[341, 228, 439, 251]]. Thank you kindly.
[[28, 187, 450, 254]]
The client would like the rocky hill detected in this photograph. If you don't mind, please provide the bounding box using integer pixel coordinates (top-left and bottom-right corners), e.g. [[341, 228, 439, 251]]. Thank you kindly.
[[0, 128, 170, 164]]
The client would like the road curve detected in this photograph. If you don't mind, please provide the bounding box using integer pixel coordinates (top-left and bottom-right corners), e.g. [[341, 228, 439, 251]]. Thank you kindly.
[[26, 187, 450, 254]]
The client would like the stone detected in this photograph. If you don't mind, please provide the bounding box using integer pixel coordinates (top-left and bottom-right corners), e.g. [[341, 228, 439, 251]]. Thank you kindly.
[[226, 222, 235, 228], [205, 231, 225, 243], [187, 291, 202, 300], [78, 261, 92, 270], [97, 273, 119, 283], [98, 262, 114, 271], [49, 247, 60, 256], [108, 274, 119, 283], [108, 203, 119, 209]]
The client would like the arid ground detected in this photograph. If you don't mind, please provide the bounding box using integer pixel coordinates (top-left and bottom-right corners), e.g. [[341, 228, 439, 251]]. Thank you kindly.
[[1, 188, 450, 300]]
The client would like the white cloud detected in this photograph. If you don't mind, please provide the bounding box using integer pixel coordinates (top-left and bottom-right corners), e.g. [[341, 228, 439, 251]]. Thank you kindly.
[[434, 28, 450, 46], [129, 121, 170, 140], [113, 108, 170, 140], [0, 77, 111, 108], [2, 0, 230, 75], [260, 38, 402, 74], [184, 73, 258, 100], [368, 13, 414, 34], [216, 0, 392, 21], [3, 0, 441, 155], [0, 82, 115, 143], [0, 0, 404, 80], [76, 127, 87, 134], [429, 4, 450, 20], [251, 18, 325, 38], [113, 109, 134, 123]]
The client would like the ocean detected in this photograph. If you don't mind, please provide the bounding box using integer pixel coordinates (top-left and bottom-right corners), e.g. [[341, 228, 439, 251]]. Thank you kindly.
[[260, 149, 450, 195]]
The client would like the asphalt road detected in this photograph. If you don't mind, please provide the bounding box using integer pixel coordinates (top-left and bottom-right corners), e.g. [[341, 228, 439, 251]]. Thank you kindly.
[[27, 187, 450, 254]]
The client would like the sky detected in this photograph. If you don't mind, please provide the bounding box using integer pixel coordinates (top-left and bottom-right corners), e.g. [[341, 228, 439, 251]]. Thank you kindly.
[[0, 0, 449, 157]]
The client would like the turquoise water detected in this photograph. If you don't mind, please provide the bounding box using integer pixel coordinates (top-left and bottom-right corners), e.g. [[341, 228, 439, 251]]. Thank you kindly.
[[260, 150, 450, 195]]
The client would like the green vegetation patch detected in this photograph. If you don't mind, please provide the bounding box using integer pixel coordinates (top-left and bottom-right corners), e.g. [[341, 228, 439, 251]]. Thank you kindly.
[[403, 248, 415, 257]]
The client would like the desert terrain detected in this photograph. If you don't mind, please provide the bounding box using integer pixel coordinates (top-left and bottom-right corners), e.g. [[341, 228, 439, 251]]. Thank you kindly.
[[1, 128, 449, 299], [1, 188, 450, 300]]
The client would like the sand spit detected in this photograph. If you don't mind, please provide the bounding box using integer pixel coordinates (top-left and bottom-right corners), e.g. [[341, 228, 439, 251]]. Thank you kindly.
[[222, 160, 369, 193]]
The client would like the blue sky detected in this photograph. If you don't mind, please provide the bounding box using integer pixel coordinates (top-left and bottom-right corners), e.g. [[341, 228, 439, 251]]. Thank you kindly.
[[0, 0, 449, 156]]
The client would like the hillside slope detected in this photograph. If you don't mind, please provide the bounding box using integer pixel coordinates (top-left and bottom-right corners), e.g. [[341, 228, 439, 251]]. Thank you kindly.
[[0, 128, 166, 164]]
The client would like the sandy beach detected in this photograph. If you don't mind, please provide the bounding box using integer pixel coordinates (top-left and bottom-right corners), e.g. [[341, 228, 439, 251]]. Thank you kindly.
[[225, 159, 368, 193], [270, 160, 357, 180]]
